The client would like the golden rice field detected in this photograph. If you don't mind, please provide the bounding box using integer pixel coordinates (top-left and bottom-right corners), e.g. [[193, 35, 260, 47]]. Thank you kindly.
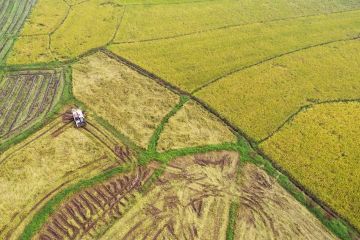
[[108, 10, 360, 92], [2, 0, 360, 239], [260, 102, 360, 230], [196, 39, 360, 141]]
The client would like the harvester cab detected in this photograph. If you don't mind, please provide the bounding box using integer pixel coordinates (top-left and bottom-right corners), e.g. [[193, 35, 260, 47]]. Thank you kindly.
[[71, 108, 86, 127]]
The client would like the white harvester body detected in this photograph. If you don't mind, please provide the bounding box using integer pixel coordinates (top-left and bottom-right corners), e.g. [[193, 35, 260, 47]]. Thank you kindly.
[[72, 108, 86, 127]]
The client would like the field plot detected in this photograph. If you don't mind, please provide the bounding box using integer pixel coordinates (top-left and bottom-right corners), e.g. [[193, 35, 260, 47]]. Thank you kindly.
[[72, 51, 179, 148], [108, 9, 360, 92], [100, 151, 335, 239], [234, 164, 336, 239], [101, 151, 238, 239], [7, 0, 360, 65], [157, 100, 236, 152], [260, 102, 360, 230], [115, 0, 360, 43], [0, 0, 36, 63], [36, 166, 153, 240], [197, 39, 360, 141], [0, 116, 125, 240], [0, 69, 64, 142]]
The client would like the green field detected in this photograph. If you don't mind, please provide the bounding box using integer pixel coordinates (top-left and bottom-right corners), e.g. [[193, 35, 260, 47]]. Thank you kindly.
[[1, 0, 360, 239]]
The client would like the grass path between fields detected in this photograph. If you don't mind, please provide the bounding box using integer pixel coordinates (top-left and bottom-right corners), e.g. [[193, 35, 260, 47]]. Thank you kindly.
[[17, 91, 360, 240]]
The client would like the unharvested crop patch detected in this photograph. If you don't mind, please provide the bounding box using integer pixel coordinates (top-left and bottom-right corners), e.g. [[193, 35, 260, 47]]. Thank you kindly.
[[260, 102, 360, 230], [108, 9, 360, 92], [0, 116, 126, 239], [72, 51, 179, 148], [0, 69, 64, 142], [196, 39, 360, 141], [0, 0, 36, 63]]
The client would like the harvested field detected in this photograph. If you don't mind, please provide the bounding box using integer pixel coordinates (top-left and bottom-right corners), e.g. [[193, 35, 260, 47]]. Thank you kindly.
[[36, 166, 153, 240], [101, 151, 239, 239], [260, 102, 360, 230], [72, 51, 179, 148], [0, 69, 64, 142], [196, 39, 360, 141], [234, 164, 336, 239], [0, 116, 127, 240], [0, 0, 36, 63], [99, 151, 336, 239], [157, 100, 237, 152]]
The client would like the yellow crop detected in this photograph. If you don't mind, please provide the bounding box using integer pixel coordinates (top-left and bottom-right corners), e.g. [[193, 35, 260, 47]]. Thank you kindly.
[[0, 119, 119, 239], [115, 0, 358, 43], [260, 102, 360, 229], [108, 10, 360, 92], [72, 52, 179, 148], [197, 39, 360, 141], [157, 100, 236, 152], [20, 0, 69, 35]]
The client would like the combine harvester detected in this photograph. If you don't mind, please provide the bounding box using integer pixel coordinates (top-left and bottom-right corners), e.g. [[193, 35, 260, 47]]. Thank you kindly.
[[71, 108, 86, 127]]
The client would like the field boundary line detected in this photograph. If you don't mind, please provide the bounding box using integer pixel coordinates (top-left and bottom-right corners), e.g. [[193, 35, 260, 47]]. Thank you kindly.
[[98, 48, 360, 237], [258, 98, 360, 144], [112, 7, 360, 45], [192, 35, 360, 93]]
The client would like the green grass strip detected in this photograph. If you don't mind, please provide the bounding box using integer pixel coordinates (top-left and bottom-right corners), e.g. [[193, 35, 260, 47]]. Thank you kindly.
[[19, 163, 133, 240], [226, 201, 239, 240], [147, 95, 189, 153]]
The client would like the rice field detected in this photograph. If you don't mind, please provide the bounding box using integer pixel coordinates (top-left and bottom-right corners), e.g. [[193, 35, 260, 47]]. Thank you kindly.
[[260, 102, 360, 230], [157, 100, 236, 152], [72, 51, 179, 148], [0, 0, 36, 63], [108, 9, 360, 92], [1, 0, 360, 239], [196, 39, 360, 141], [0, 69, 64, 142], [0, 116, 124, 239]]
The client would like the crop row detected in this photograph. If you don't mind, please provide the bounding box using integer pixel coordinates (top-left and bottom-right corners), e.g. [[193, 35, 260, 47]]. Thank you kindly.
[[0, 0, 36, 63], [0, 70, 63, 140], [37, 166, 152, 240]]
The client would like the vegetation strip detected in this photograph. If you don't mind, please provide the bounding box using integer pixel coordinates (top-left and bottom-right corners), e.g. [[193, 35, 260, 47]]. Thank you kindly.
[[19, 163, 133, 240], [226, 201, 239, 240], [147, 95, 189, 152]]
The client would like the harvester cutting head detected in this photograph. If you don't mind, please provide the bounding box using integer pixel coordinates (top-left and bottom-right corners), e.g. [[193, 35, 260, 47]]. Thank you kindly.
[[71, 108, 86, 127]]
